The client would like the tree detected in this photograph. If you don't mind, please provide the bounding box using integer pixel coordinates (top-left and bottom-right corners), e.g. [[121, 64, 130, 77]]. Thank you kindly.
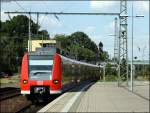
[[70, 31, 98, 53], [37, 30, 49, 39], [54, 34, 70, 49], [98, 41, 103, 52], [0, 15, 49, 73], [100, 51, 109, 61], [54, 31, 99, 63], [1, 15, 39, 36]]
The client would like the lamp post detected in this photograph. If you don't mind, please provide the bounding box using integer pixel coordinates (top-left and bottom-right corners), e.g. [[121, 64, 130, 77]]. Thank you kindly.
[[131, 1, 144, 92], [142, 46, 146, 79]]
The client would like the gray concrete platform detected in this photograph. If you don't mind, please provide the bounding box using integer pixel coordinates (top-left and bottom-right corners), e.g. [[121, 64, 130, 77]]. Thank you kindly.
[[38, 82, 149, 112], [76, 82, 149, 112], [132, 81, 149, 100]]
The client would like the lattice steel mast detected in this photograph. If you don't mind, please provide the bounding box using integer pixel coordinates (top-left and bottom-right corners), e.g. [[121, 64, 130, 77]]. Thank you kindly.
[[118, 0, 128, 86]]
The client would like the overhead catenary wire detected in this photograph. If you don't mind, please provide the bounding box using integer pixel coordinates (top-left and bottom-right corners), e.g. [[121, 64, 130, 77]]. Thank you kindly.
[[11, 1, 37, 22], [4, 11, 120, 16]]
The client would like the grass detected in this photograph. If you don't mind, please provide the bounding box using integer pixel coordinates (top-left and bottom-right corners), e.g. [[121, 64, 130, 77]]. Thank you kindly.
[[0, 74, 20, 84], [136, 75, 149, 81], [98, 74, 149, 82]]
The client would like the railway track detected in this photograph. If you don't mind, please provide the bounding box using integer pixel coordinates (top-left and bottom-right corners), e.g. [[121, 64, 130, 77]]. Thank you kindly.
[[0, 87, 21, 101], [0, 87, 60, 113], [16, 102, 48, 113], [15, 95, 60, 113], [0, 82, 92, 112]]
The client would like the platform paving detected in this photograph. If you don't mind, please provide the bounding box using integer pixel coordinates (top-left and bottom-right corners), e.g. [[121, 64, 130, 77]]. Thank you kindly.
[[131, 81, 149, 100], [38, 81, 149, 112], [75, 82, 149, 112]]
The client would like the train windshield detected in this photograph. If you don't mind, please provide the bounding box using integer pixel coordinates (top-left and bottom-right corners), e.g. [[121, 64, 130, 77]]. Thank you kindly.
[[28, 55, 53, 80]]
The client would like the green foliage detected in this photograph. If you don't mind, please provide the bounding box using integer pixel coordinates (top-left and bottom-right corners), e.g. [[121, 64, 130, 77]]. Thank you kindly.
[[37, 30, 49, 40], [55, 32, 99, 62], [105, 63, 117, 75], [98, 41, 109, 61], [100, 51, 109, 61], [98, 41, 103, 52], [0, 15, 49, 73], [105, 75, 118, 81], [104, 63, 118, 81], [1, 15, 38, 36], [70, 32, 98, 53], [133, 64, 149, 80]]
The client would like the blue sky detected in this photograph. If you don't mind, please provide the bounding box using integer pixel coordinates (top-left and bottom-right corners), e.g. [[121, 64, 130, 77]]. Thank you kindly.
[[1, 1, 149, 60]]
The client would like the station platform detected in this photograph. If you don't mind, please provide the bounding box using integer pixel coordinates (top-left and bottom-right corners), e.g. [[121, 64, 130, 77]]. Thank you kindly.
[[38, 81, 149, 112]]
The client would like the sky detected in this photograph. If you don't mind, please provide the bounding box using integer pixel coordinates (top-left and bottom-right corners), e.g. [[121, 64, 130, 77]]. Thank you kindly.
[[1, 1, 149, 60]]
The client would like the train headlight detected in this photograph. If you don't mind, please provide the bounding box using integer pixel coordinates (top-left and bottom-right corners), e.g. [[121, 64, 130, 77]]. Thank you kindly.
[[53, 80, 59, 84], [23, 80, 28, 84]]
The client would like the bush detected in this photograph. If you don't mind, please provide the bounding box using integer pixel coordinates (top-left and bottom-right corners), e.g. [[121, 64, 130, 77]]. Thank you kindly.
[[105, 75, 117, 81]]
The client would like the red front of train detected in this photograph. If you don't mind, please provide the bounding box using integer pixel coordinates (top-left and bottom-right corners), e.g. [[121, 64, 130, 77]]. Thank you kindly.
[[20, 51, 62, 95]]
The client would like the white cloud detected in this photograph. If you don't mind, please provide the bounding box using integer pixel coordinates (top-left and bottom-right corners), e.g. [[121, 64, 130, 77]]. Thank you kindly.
[[104, 20, 119, 35], [106, 21, 115, 33], [82, 26, 96, 35], [90, 1, 118, 11], [85, 26, 95, 32], [134, 1, 149, 13], [1, 11, 8, 21], [90, 1, 149, 14], [39, 15, 63, 32]]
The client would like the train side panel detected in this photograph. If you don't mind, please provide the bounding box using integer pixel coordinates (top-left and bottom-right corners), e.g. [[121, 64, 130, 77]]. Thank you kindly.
[[60, 56, 100, 92], [21, 53, 30, 94], [50, 53, 62, 94]]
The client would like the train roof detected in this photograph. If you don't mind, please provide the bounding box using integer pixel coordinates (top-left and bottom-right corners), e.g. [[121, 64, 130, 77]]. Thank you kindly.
[[60, 55, 99, 68]]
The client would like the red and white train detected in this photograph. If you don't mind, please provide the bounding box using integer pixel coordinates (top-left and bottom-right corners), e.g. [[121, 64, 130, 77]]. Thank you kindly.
[[20, 48, 100, 100]]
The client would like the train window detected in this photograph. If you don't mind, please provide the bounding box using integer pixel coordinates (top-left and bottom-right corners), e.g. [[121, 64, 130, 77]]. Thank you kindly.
[[29, 65, 52, 70], [29, 65, 52, 80], [29, 55, 54, 60], [28, 58, 53, 80]]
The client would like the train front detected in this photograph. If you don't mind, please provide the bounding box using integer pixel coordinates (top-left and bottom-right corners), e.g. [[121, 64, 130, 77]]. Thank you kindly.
[[20, 48, 62, 99]]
